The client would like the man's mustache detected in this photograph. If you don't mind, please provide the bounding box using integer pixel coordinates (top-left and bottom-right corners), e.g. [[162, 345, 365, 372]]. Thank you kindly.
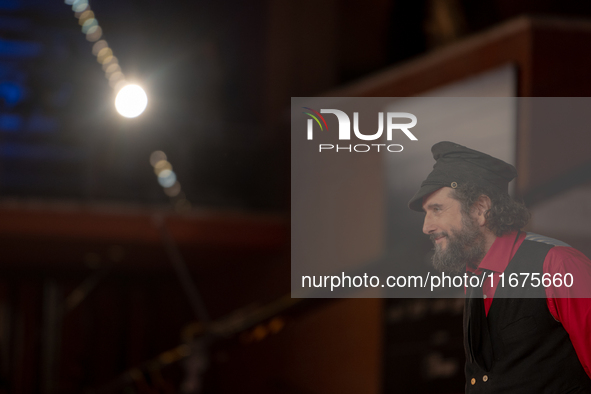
[[430, 232, 448, 243]]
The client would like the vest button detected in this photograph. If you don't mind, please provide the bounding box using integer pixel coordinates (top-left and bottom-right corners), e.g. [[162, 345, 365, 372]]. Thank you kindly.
[[483, 375, 489, 382], [471, 378, 476, 385]]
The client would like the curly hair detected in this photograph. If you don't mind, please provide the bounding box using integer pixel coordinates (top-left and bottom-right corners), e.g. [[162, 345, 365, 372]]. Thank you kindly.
[[450, 182, 530, 237]]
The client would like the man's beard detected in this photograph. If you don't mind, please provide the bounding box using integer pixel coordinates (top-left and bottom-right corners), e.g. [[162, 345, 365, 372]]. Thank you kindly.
[[430, 213, 486, 273]]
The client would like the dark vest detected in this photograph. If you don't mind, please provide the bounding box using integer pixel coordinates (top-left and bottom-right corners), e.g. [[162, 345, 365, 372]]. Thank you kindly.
[[464, 235, 591, 393]]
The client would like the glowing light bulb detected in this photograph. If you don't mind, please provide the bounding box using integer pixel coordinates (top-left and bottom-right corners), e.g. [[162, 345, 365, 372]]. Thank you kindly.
[[149, 151, 167, 166], [92, 39, 108, 55], [154, 160, 172, 175], [78, 10, 94, 24], [86, 26, 102, 41], [158, 170, 177, 188], [114, 85, 148, 118], [164, 181, 181, 197], [105, 63, 120, 74], [81, 18, 98, 34], [102, 57, 118, 71], [72, 0, 88, 12], [97, 47, 112, 61]]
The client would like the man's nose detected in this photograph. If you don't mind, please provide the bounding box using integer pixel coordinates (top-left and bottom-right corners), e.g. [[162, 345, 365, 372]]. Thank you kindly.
[[423, 215, 436, 235]]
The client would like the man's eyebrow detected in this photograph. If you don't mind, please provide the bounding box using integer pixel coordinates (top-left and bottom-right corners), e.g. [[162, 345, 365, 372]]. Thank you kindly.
[[424, 203, 443, 211]]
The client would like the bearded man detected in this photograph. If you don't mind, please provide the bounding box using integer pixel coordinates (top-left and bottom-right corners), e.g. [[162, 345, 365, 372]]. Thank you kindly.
[[408, 141, 591, 393]]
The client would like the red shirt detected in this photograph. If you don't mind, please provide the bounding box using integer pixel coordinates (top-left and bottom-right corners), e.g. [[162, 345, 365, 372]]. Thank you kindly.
[[468, 231, 591, 379]]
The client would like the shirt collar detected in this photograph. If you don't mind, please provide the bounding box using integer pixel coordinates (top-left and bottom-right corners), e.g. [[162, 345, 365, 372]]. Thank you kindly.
[[476, 230, 524, 273]]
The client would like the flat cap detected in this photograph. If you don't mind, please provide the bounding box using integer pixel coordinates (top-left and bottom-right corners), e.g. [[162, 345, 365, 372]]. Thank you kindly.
[[408, 141, 517, 212]]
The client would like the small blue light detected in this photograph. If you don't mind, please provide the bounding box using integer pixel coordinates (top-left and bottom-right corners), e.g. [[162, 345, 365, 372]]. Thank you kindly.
[[0, 38, 42, 58], [72, 0, 88, 12], [0, 114, 23, 132], [0, 0, 21, 11], [158, 170, 177, 188], [81, 18, 98, 34], [0, 82, 25, 107]]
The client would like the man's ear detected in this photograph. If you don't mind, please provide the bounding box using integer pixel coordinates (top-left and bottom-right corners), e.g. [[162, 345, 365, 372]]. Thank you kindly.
[[474, 194, 492, 226]]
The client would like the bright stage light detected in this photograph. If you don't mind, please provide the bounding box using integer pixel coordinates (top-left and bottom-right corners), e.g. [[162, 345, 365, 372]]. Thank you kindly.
[[115, 85, 148, 118]]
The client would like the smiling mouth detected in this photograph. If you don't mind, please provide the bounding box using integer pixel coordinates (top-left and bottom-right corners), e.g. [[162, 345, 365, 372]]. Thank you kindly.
[[430, 232, 448, 245], [430, 233, 447, 245]]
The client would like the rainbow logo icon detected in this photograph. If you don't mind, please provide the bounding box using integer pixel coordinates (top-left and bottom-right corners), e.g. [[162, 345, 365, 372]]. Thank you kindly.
[[302, 107, 329, 131]]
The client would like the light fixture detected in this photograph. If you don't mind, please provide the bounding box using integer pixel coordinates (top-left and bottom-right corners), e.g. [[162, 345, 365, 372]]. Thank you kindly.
[[114, 85, 148, 118], [66, 0, 149, 118]]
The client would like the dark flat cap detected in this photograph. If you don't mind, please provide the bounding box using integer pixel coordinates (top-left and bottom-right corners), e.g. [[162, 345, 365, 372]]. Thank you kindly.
[[408, 141, 517, 212]]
